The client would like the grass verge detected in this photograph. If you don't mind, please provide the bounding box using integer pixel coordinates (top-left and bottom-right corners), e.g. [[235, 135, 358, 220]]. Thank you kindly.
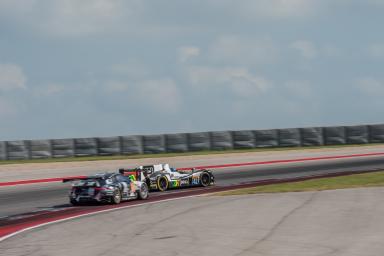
[[0, 143, 382, 165], [215, 171, 384, 195]]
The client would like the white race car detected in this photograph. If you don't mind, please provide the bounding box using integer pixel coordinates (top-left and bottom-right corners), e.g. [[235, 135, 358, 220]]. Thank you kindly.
[[120, 163, 215, 191]]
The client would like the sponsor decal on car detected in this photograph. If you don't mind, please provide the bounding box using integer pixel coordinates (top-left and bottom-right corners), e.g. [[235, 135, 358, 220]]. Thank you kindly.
[[171, 180, 180, 188], [192, 177, 200, 185]]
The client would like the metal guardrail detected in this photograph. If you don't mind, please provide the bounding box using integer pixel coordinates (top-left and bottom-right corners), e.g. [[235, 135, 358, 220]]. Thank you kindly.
[[0, 124, 383, 160]]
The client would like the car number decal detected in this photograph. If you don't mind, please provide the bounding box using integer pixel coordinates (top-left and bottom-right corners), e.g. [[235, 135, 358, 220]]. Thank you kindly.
[[192, 177, 200, 185]]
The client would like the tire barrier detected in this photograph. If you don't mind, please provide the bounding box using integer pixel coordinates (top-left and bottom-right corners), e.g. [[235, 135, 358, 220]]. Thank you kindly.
[[345, 125, 369, 144], [0, 141, 6, 160], [1, 124, 384, 160], [301, 127, 323, 146], [210, 131, 233, 150], [232, 130, 255, 149], [29, 140, 51, 159], [188, 132, 211, 151], [143, 135, 165, 154], [52, 139, 75, 158], [97, 136, 120, 156], [6, 141, 29, 160], [324, 126, 346, 145], [254, 129, 279, 148], [278, 128, 301, 147], [369, 124, 384, 143], [165, 133, 188, 153], [121, 136, 142, 155], [74, 138, 97, 157]]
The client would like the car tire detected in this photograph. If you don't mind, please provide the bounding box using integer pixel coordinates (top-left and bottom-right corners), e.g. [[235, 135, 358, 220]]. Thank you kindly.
[[111, 189, 122, 204], [200, 172, 211, 187], [138, 183, 149, 200], [145, 177, 151, 189], [157, 176, 169, 191], [70, 199, 79, 206]]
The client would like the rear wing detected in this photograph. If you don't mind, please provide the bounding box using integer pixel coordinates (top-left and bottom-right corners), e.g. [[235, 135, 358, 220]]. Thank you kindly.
[[119, 168, 139, 179], [119, 168, 148, 182], [62, 176, 88, 183]]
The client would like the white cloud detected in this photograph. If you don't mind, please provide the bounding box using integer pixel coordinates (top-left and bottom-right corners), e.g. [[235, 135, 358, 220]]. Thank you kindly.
[[356, 77, 384, 95], [234, 0, 320, 19], [137, 79, 182, 112], [0, 0, 143, 37], [0, 101, 12, 117], [187, 66, 271, 98], [322, 44, 342, 57], [105, 81, 129, 92], [0, 97, 18, 117], [368, 44, 384, 58], [0, 0, 325, 39], [284, 80, 313, 98], [364, 0, 384, 6], [178, 46, 200, 63], [33, 83, 66, 96], [0, 0, 36, 15], [110, 63, 150, 78], [104, 78, 182, 113], [0, 64, 27, 91], [291, 40, 318, 59], [40, 0, 129, 37], [209, 36, 278, 65]]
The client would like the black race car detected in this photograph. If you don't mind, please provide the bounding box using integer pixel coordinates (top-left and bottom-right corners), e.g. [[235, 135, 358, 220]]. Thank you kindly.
[[63, 173, 149, 205], [120, 163, 215, 191]]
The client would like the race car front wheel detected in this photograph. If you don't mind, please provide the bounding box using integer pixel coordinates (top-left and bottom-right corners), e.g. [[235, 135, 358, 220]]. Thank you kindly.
[[70, 199, 79, 206], [200, 172, 211, 187], [138, 183, 149, 200], [157, 176, 169, 191], [111, 189, 122, 204]]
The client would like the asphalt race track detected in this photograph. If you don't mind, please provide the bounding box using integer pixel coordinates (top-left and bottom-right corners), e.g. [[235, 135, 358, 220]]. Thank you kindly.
[[1, 146, 384, 255], [2, 187, 384, 256], [1, 154, 384, 218]]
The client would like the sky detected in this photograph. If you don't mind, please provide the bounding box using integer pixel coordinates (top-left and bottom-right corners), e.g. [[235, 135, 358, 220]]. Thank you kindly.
[[0, 0, 384, 140]]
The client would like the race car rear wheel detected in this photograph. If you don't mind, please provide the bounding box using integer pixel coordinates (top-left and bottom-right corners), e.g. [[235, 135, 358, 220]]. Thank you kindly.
[[145, 177, 151, 188], [200, 172, 211, 187], [111, 189, 122, 204], [157, 176, 169, 191], [70, 199, 79, 206], [138, 183, 149, 200]]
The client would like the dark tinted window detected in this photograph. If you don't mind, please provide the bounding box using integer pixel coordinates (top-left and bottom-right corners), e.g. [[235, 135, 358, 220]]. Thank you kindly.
[[116, 174, 130, 182], [106, 175, 117, 184], [75, 179, 106, 187]]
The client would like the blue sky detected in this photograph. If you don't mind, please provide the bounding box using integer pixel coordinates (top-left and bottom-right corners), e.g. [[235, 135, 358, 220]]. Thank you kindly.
[[0, 0, 383, 140]]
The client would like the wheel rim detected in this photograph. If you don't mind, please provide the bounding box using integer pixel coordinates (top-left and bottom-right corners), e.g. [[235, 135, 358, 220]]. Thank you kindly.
[[159, 177, 167, 190], [201, 173, 210, 186], [114, 191, 121, 202], [141, 185, 148, 198]]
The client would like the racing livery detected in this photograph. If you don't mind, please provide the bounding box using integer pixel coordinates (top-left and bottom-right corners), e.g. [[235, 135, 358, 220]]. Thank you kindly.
[[120, 164, 215, 191], [63, 173, 149, 205]]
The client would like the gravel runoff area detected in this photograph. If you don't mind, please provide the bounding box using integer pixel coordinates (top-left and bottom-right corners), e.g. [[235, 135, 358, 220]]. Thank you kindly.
[[1, 144, 384, 183], [1, 187, 384, 256]]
